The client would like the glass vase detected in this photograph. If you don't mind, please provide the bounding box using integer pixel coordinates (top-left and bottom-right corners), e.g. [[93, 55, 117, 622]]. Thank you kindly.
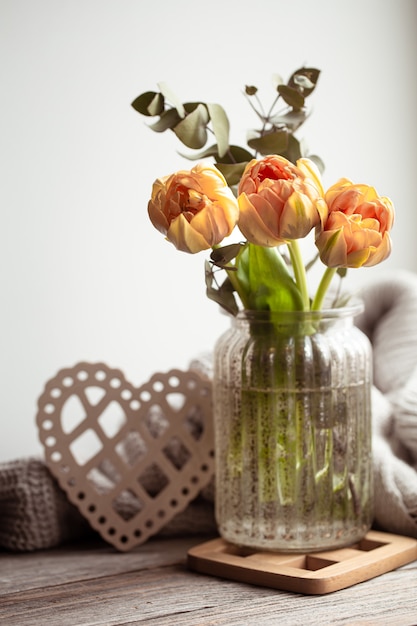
[[213, 303, 373, 552]]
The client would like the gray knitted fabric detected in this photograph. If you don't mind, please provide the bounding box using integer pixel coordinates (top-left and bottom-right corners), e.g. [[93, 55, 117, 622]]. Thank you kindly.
[[0, 457, 90, 551], [0, 455, 216, 552], [356, 270, 417, 538], [1, 270, 417, 551]]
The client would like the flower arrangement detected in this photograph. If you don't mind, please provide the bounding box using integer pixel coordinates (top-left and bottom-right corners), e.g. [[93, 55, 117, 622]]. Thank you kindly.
[[132, 67, 394, 316], [132, 68, 395, 551]]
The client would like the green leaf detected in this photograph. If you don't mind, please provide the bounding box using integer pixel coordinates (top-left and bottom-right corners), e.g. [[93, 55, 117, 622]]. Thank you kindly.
[[206, 103, 230, 158], [157, 82, 185, 117], [236, 244, 304, 312], [247, 130, 288, 155], [215, 162, 248, 187], [131, 91, 165, 117], [277, 84, 305, 110], [149, 108, 182, 132], [173, 103, 209, 149]]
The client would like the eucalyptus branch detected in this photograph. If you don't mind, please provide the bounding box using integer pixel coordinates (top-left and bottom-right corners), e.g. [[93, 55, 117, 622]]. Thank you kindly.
[[243, 92, 266, 124], [265, 92, 281, 122]]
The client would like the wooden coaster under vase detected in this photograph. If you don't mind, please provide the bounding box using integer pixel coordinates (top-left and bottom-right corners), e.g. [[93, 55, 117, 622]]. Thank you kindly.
[[187, 530, 417, 595]]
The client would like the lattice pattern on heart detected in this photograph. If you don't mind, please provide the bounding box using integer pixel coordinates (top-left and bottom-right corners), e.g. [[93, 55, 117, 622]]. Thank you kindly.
[[36, 362, 214, 551]]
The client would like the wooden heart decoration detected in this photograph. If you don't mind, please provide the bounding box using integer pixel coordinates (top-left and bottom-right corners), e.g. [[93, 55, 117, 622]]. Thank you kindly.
[[36, 362, 214, 551]]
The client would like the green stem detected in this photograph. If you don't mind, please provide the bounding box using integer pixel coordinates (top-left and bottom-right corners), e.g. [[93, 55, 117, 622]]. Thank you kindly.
[[287, 240, 310, 311], [311, 267, 337, 311]]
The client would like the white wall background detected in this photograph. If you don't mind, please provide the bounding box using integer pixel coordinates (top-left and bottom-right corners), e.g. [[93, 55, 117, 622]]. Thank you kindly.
[[1, 0, 416, 462]]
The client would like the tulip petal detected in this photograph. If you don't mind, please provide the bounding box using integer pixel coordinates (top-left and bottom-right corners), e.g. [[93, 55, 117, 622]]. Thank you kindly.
[[238, 193, 284, 246], [316, 229, 348, 267], [296, 157, 325, 196], [281, 193, 316, 239], [148, 197, 170, 234], [363, 233, 392, 267], [167, 214, 210, 253]]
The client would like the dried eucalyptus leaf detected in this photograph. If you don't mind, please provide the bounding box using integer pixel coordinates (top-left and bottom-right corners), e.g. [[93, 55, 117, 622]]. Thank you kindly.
[[206, 103, 230, 158], [293, 74, 315, 89], [281, 135, 302, 164], [205, 261, 238, 316], [173, 104, 209, 149], [270, 109, 307, 129], [210, 243, 243, 266], [149, 108, 182, 132], [131, 91, 164, 117], [288, 68, 320, 97], [177, 142, 253, 165], [205, 259, 214, 288], [178, 144, 220, 161], [157, 82, 185, 117], [183, 101, 207, 114], [217, 277, 239, 315], [215, 162, 248, 187], [247, 130, 288, 156], [278, 84, 305, 110], [222, 145, 254, 165], [206, 286, 238, 316]]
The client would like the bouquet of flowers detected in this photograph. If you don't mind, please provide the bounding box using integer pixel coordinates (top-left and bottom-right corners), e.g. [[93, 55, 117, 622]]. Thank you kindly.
[[132, 68, 396, 551], [132, 67, 394, 315]]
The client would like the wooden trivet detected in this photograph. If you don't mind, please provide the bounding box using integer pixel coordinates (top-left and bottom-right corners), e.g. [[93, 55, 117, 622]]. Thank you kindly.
[[187, 530, 417, 595]]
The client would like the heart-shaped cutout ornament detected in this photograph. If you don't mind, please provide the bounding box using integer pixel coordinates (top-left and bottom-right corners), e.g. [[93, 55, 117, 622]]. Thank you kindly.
[[36, 362, 214, 551]]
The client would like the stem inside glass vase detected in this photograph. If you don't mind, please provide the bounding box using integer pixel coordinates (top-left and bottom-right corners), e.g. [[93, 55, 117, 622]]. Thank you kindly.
[[213, 304, 373, 552]]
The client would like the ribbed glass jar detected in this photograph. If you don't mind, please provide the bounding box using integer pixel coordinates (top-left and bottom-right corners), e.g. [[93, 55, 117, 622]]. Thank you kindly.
[[213, 304, 373, 552]]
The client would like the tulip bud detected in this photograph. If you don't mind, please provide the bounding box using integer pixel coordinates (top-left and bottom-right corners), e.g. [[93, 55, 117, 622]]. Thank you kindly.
[[315, 178, 394, 268], [237, 155, 327, 246], [148, 163, 239, 254]]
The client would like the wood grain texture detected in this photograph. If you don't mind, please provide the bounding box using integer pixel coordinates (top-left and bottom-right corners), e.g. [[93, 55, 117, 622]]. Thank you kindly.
[[0, 536, 204, 594], [188, 531, 417, 594], [1, 535, 417, 625]]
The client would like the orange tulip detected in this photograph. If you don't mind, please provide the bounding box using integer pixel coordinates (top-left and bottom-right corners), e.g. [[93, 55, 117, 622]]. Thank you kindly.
[[148, 163, 239, 253], [316, 178, 394, 268], [237, 155, 327, 246]]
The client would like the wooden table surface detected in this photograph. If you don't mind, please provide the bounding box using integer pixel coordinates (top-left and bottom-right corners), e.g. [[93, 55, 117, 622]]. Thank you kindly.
[[1, 534, 417, 625]]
